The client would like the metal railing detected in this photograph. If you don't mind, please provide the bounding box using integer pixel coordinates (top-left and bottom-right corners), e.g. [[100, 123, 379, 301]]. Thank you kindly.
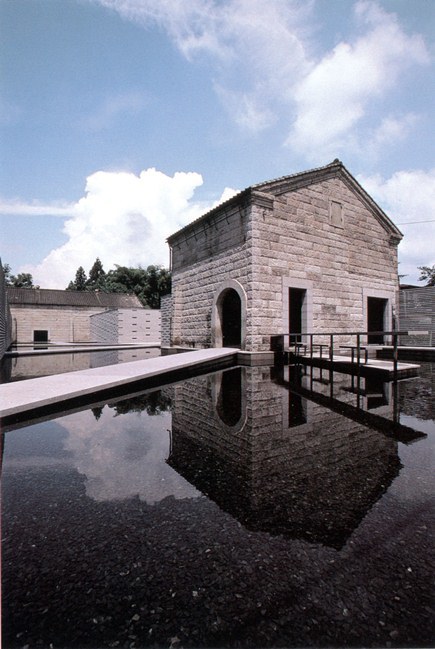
[[271, 330, 429, 383]]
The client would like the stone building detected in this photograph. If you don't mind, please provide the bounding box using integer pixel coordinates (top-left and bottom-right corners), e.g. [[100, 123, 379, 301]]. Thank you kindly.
[[167, 160, 403, 352], [7, 287, 143, 344]]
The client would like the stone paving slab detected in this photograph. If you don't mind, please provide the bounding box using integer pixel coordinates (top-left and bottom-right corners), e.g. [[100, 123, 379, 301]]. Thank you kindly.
[[0, 348, 237, 419]]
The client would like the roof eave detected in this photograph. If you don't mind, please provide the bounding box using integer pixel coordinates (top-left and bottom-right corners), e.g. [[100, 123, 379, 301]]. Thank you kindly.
[[167, 188, 251, 245], [166, 160, 403, 245]]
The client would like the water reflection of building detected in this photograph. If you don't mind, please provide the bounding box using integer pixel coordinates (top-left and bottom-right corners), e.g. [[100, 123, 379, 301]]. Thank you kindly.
[[168, 367, 401, 549], [1, 347, 160, 382]]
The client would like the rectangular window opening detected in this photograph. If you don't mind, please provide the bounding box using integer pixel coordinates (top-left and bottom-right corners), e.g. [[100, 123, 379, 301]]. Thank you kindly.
[[329, 200, 344, 228]]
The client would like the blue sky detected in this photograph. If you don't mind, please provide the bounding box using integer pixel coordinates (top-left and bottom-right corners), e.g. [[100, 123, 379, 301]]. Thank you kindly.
[[1, 0, 434, 288]]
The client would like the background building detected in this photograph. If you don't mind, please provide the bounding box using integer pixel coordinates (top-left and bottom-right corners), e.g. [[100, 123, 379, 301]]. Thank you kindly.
[[90, 308, 161, 345], [399, 286, 434, 347], [7, 288, 144, 345]]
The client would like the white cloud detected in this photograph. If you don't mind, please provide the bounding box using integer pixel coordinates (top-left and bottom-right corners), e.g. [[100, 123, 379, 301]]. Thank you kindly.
[[0, 199, 75, 217], [93, 0, 313, 131], [368, 113, 418, 154], [81, 90, 149, 131], [214, 84, 276, 133], [287, 1, 429, 160], [358, 168, 435, 284], [92, 0, 430, 154], [20, 167, 236, 288]]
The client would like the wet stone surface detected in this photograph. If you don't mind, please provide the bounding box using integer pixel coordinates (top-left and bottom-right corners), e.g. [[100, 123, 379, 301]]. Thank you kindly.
[[2, 364, 435, 648]]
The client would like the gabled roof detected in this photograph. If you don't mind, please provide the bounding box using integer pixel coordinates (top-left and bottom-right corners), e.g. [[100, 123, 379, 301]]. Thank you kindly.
[[6, 287, 143, 309], [167, 160, 403, 244]]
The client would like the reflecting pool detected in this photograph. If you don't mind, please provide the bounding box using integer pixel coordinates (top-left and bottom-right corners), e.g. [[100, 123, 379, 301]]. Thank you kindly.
[[1, 347, 160, 383], [2, 362, 434, 648]]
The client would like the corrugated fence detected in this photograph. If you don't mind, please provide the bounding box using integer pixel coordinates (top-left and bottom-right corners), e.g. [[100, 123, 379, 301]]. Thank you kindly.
[[0, 263, 13, 360], [399, 286, 435, 347]]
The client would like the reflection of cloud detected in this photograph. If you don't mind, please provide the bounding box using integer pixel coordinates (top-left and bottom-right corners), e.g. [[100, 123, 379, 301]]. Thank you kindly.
[[60, 406, 200, 503]]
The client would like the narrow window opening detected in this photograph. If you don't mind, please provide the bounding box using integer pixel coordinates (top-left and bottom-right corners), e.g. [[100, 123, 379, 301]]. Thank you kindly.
[[329, 200, 344, 227]]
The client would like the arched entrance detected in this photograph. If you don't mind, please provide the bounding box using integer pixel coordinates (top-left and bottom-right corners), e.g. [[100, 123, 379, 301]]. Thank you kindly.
[[212, 280, 247, 349], [221, 289, 241, 347]]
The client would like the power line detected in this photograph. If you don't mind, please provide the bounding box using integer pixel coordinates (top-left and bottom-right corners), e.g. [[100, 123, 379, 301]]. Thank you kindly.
[[396, 219, 435, 225]]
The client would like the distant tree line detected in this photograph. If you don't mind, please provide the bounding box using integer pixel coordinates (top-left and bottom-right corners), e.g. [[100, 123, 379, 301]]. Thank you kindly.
[[66, 258, 171, 308], [1, 263, 36, 288]]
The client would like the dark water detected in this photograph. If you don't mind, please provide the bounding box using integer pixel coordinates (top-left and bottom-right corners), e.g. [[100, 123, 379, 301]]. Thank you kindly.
[[2, 363, 434, 648]]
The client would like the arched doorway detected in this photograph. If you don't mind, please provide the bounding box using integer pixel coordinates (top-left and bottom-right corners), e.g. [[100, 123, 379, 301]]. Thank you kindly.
[[212, 280, 247, 349], [221, 289, 241, 347]]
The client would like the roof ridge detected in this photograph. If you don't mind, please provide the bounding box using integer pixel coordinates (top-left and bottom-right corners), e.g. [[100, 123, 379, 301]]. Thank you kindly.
[[167, 160, 344, 243], [251, 159, 342, 190]]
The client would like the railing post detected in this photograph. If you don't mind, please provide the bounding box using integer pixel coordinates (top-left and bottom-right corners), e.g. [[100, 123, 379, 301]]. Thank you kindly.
[[393, 321, 399, 423], [356, 333, 361, 409], [309, 334, 313, 390], [329, 334, 334, 398], [393, 331, 398, 384]]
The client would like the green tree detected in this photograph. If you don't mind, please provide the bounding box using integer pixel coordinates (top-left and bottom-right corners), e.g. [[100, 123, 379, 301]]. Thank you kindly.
[[66, 261, 171, 307], [105, 264, 171, 307], [418, 265, 435, 287], [1, 263, 35, 287], [1, 262, 13, 284], [67, 266, 88, 291], [87, 257, 106, 290], [11, 272, 34, 288]]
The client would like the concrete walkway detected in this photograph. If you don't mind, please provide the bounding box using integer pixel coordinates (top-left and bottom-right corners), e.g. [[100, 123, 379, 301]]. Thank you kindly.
[[0, 348, 237, 420]]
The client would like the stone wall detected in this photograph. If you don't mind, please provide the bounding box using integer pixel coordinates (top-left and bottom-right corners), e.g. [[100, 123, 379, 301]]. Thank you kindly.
[[9, 305, 104, 344], [170, 201, 253, 348], [250, 179, 398, 350], [169, 176, 399, 351]]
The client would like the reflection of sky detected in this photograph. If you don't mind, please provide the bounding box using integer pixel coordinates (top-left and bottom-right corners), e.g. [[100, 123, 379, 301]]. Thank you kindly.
[[4, 406, 200, 504], [394, 414, 435, 503]]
